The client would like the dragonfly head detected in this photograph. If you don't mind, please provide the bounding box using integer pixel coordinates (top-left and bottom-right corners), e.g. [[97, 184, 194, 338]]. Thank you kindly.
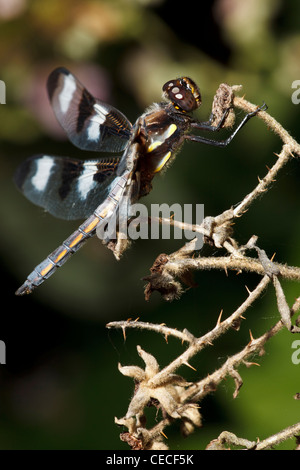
[[162, 77, 201, 112]]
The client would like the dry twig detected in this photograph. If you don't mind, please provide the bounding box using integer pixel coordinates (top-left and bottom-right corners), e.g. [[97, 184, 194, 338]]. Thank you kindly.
[[107, 84, 300, 450]]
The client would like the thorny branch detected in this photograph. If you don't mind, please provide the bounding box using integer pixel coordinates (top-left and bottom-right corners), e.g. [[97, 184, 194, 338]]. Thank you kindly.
[[206, 422, 300, 450], [107, 84, 300, 450]]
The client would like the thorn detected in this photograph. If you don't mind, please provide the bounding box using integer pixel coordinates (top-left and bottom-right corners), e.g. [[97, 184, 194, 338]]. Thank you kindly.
[[189, 403, 201, 409], [122, 326, 127, 341], [224, 265, 228, 277], [245, 285, 252, 295], [134, 317, 140, 322], [270, 252, 276, 262], [235, 208, 248, 217], [183, 361, 197, 371], [160, 430, 168, 439], [257, 175, 262, 183], [127, 317, 132, 322], [216, 309, 223, 327], [164, 333, 169, 344], [273, 152, 280, 158], [160, 323, 166, 326], [240, 315, 246, 320], [249, 329, 255, 343], [265, 165, 271, 172]]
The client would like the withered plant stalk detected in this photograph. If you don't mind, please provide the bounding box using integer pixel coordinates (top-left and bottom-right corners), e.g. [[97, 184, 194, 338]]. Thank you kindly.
[[107, 85, 300, 450]]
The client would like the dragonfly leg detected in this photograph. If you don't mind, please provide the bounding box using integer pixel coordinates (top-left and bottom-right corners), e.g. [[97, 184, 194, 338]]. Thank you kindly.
[[190, 108, 231, 132], [185, 102, 267, 147]]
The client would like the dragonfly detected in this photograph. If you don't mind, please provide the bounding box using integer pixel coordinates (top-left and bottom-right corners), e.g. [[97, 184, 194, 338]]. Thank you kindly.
[[14, 67, 266, 295]]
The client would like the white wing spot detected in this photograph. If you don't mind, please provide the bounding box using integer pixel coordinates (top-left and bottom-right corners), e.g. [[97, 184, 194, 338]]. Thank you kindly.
[[77, 163, 97, 199], [59, 74, 76, 114], [87, 119, 101, 141], [87, 103, 109, 141], [94, 103, 108, 123], [32, 156, 54, 192]]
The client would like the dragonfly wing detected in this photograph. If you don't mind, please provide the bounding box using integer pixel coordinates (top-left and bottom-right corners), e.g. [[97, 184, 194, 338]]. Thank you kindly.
[[14, 154, 120, 220], [47, 67, 132, 153]]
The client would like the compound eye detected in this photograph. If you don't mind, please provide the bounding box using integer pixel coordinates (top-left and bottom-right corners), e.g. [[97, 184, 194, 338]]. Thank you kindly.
[[163, 80, 185, 105], [162, 78, 201, 112], [169, 83, 184, 100]]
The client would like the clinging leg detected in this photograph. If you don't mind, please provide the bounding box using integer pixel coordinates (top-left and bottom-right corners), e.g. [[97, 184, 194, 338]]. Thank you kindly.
[[185, 102, 267, 147]]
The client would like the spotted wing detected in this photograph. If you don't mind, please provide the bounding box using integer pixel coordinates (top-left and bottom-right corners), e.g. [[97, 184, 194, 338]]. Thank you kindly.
[[14, 154, 120, 220], [47, 67, 132, 153]]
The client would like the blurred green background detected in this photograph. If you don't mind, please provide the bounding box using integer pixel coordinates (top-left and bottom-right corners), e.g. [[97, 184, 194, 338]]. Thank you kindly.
[[0, 0, 300, 450]]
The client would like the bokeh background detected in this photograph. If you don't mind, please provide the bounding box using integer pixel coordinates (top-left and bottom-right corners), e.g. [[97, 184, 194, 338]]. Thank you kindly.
[[0, 0, 300, 450]]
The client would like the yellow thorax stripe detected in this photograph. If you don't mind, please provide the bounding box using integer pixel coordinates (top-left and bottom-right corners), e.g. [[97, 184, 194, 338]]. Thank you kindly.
[[147, 124, 177, 153], [154, 151, 172, 173]]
